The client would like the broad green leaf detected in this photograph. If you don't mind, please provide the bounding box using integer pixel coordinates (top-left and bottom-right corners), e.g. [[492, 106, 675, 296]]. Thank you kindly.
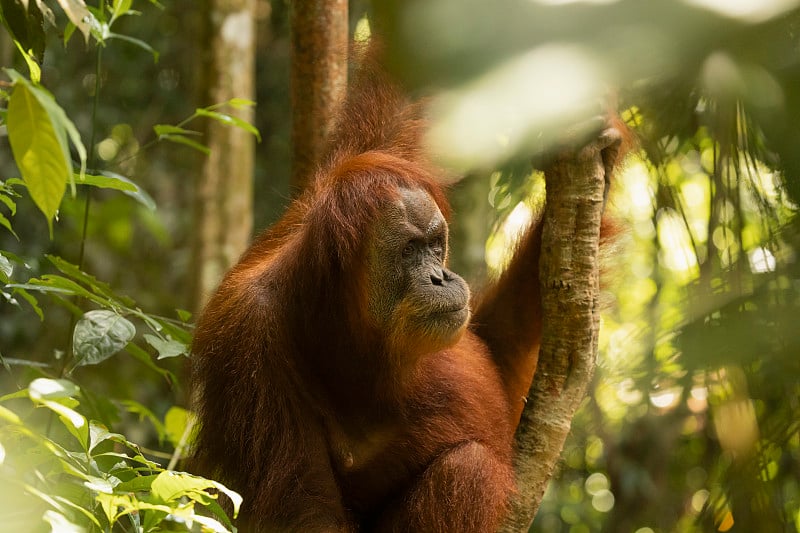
[[5, 69, 87, 222], [72, 310, 135, 366], [84, 475, 115, 494], [88, 422, 126, 453], [6, 79, 69, 229], [144, 333, 187, 359], [150, 471, 242, 517], [176, 308, 192, 322], [28, 377, 80, 400], [115, 474, 158, 493], [95, 493, 136, 524], [195, 108, 261, 142]]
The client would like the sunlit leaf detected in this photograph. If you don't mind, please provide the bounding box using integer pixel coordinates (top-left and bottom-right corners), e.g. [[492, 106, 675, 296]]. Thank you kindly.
[[6, 77, 70, 229], [42, 510, 84, 533], [0, 253, 11, 278], [144, 333, 187, 360], [153, 124, 202, 137], [195, 108, 261, 142], [72, 310, 136, 366], [159, 133, 211, 155], [150, 471, 241, 518], [54, 0, 93, 42], [164, 405, 193, 448], [28, 377, 80, 400]]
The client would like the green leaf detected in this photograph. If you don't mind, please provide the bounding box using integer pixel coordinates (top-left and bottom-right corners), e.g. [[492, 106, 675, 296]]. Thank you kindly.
[[124, 342, 176, 384], [5, 70, 87, 226], [159, 133, 210, 155], [76, 172, 137, 192], [0, 404, 23, 424], [27, 381, 90, 449], [88, 422, 126, 453], [0, 253, 11, 278], [42, 510, 87, 533], [115, 474, 158, 493], [72, 310, 136, 367], [0, 192, 18, 214], [54, 0, 93, 43], [76, 171, 156, 210], [144, 333, 187, 359], [28, 377, 80, 400], [0, 0, 47, 61], [107, 32, 159, 62], [225, 98, 256, 110], [13, 287, 44, 319], [164, 405, 193, 448], [6, 78, 69, 230], [0, 212, 18, 239], [153, 124, 201, 137], [10, 39, 42, 82], [150, 471, 241, 518], [110, 0, 133, 21], [47, 254, 134, 305], [195, 108, 261, 142]]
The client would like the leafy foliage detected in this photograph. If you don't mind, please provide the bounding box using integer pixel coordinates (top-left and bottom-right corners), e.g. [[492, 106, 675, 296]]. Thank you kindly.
[[0, 0, 260, 530]]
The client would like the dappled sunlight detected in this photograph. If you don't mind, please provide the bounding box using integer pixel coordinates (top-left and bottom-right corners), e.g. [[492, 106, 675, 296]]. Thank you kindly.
[[485, 201, 534, 272], [683, 0, 800, 22], [426, 44, 606, 170]]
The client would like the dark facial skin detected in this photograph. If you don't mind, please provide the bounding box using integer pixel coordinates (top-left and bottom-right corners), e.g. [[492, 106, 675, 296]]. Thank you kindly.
[[368, 187, 471, 355]]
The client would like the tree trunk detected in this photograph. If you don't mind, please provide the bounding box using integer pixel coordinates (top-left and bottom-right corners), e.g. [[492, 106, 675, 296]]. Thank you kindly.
[[289, 0, 348, 195], [501, 129, 620, 532], [191, 0, 257, 311]]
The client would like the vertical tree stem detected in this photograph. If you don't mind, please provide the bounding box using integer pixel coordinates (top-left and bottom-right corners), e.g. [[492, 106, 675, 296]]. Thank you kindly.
[[501, 130, 619, 532], [289, 0, 348, 195]]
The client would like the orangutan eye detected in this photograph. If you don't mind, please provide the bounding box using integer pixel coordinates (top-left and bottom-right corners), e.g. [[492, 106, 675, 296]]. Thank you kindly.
[[431, 237, 444, 259], [402, 242, 415, 258]]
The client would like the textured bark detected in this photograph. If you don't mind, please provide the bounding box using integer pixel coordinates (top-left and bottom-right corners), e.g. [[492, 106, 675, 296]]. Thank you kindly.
[[501, 130, 620, 532], [289, 0, 348, 195], [191, 0, 257, 311]]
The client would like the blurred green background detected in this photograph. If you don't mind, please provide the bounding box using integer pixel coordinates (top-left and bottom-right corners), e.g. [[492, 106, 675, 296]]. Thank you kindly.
[[2, 0, 800, 531]]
